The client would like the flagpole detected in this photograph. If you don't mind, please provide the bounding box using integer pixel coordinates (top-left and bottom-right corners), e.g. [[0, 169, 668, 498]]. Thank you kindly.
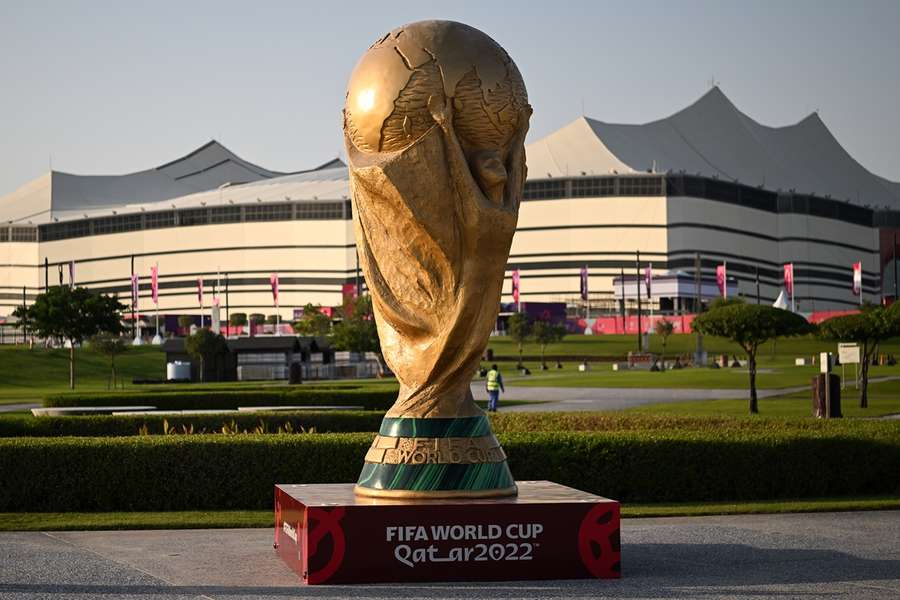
[[636, 250, 642, 352], [152, 262, 162, 345], [647, 262, 653, 335], [271, 273, 280, 336], [132, 274, 143, 345], [620, 267, 626, 335], [130, 255, 135, 340], [894, 232, 898, 302], [216, 268, 222, 335], [723, 260, 727, 299], [791, 263, 795, 313], [276, 300, 280, 336]]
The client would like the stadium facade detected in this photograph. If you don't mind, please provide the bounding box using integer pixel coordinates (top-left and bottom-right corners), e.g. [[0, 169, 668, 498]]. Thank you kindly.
[[2, 88, 899, 323]]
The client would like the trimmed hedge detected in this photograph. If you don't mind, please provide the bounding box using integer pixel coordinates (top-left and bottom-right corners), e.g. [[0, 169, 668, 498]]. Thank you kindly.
[[4, 411, 898, 438], [490, 413, 900, 435], [1, 429, 898, 511], [0, 411, 386, 437], [42, 386, 400, 411]]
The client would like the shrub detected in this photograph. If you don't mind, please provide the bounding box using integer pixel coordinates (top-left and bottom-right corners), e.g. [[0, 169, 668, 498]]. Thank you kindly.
[[1, 428, 897, 511], [42, 386, 399, 411], [0, 411, 385, 437]]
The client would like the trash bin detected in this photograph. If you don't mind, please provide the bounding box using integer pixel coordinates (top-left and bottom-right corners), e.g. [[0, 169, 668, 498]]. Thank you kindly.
[[812, 373, 842, 418]]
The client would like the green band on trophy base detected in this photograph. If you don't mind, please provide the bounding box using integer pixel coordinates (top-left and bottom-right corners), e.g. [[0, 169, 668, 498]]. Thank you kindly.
[[356, 461, 516, 495], [357, 415, 516, 499], [378, 416, 491, 438]]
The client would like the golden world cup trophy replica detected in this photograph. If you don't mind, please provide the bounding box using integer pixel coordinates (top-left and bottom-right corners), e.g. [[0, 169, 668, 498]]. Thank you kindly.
[[343, 20, 531, 499]]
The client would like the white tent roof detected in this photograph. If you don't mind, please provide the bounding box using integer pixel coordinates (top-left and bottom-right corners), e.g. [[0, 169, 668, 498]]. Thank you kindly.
[[772, 290, 790, 310], [526, 87, 900, 208], [51, 165, 351, 222], [4, 88, 899, 225], [0, 140, 343, 224]]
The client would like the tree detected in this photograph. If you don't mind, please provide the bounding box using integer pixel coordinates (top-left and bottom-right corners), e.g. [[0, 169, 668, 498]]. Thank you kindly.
[[13, 286, 125, 389], [293, 303, 332, 337], [654, 319, 675, 370], [693, 298, 811, 414], [91, 333, 128, 389], [817, 304, 900, 408], [185, 329, 228, 383], [532, 319, 566, 369], [229, 313, 247, 328], [331, 294, 380, 357], [266, 314, 279, 325], [507, 313, 531, 368]]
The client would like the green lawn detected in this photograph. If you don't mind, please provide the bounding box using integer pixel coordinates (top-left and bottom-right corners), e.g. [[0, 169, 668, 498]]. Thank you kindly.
[[625, 378, 900, 418], [0, 345, 401, 404], [486, 333, 900, 360], [478, 358, 900, 390], [3, 333, 900, 403], [3, 496, 898, 531], [0, 345, 166, 404]]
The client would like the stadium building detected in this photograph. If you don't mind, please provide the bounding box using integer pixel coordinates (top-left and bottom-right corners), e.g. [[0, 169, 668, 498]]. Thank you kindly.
[[2, 88, 899, 328]]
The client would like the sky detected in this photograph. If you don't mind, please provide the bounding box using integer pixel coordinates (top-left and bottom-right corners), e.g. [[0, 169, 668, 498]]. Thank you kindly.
[[1, 0, 899, 197]]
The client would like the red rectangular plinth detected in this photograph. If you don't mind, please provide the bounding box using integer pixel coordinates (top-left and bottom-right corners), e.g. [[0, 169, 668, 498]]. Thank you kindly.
[[274, 481, 620, 584]]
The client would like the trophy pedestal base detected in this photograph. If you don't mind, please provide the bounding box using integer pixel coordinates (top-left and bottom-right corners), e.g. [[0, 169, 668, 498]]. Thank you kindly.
[[274, 480, 620, 584]]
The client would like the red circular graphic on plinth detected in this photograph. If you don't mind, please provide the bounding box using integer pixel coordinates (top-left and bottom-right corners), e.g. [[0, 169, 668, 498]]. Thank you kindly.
[[577, 504, 620, 578], [307, 507, 346, 583]]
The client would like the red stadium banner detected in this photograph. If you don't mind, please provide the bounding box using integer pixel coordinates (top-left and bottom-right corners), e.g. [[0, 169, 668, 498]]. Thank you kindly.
[[197, 277, 204, 306], [852, 262, 862, 296]]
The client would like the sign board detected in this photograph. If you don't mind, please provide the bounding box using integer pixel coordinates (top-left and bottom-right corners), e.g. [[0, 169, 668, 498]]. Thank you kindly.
[[275, 481, 620, 584], [838, 343, 860, 364]]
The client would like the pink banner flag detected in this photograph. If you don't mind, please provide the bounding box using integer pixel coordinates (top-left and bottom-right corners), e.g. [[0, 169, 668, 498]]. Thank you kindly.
[[644, 263, 653, 297], [270, 273, 280, 306], [68, 261, 75, 287], [197, 277, 204, 306], [784, 264, 794, 298], [852, 262, 862, 296], [716, 264, 726, 297], [150, 265, 159, 304], [131, 274, 139, 305], [512, 269, 520, 303]]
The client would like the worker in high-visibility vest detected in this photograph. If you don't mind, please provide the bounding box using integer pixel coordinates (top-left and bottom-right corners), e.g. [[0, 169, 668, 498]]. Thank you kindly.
[[485, 364, 505, 412]]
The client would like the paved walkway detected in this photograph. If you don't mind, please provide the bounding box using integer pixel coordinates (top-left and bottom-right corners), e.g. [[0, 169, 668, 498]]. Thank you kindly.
[[472, 374, 900, 412], [469, 383, 804, 412], [0, 403, 39, 414], [1, 511, 897, 599]]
